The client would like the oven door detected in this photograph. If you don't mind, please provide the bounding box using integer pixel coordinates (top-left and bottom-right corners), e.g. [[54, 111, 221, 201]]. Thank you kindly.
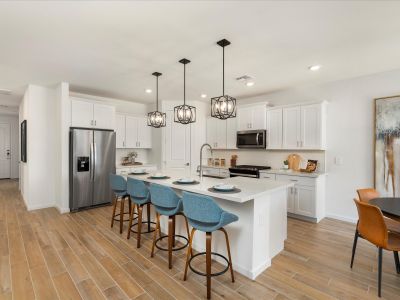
[[237, 130, 266, 148], [229, 168, 259, 178]]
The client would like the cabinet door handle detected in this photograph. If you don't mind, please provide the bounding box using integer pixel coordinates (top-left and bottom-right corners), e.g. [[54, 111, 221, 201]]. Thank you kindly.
[[94, 120, 97, 126], [290, 179, 298, 182]]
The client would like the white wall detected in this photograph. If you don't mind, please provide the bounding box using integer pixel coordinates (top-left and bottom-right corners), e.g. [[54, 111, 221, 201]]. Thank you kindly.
[[237, 69, 400, 223], [0, 114, 19, 178], [19, 84, 58, 210]]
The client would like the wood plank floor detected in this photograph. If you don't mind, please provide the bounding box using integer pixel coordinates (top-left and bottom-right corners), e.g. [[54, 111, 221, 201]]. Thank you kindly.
[[1, 179, 400, 299]]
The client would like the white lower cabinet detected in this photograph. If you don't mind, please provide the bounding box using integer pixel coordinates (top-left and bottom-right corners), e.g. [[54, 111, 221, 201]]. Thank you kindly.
[[262, 173, 325, 222]]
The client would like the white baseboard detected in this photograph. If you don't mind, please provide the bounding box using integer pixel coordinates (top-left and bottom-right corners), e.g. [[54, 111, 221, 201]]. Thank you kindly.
[[325, 213, 357, 224], [26, 202, 55, 211], [56, 206, 70, 214]]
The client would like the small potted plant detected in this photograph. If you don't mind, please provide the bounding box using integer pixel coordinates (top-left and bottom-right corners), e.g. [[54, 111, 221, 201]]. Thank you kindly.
[[283, 160, 289, 170]]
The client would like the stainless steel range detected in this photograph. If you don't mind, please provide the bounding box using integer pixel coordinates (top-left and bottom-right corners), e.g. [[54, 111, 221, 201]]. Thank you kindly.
[[229, 165, 271, 178]]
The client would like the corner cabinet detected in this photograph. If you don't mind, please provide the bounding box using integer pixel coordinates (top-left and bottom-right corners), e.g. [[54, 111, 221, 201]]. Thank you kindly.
[[71, 98, 115, 130], [237, 104, 267, 131], [267, 102, 327, 150], [116, 114, 152, 149]]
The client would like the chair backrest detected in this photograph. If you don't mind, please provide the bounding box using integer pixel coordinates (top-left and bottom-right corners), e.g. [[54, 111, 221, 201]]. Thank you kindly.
[[357, 188, 380, 203], [354, 199, 388, 248], [127, 177, 149, 199], [109, 174, 126, 192], [182, 191, 223, 224], [149, 184, 180, 208]]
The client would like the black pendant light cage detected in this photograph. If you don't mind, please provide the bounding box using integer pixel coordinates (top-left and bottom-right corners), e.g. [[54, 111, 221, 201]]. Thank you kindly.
[[211, 39, 237, 120], [174, 58, 196, 124], [148, 72, 166, 128]]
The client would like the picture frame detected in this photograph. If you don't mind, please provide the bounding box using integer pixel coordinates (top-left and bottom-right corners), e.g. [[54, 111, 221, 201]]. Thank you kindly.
[[21, 120, 27, 163], [374, 95, 400, 197]]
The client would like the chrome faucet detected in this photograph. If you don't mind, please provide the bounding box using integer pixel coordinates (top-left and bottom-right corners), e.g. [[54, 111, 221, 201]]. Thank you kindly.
[[199, 143, 213, 180]]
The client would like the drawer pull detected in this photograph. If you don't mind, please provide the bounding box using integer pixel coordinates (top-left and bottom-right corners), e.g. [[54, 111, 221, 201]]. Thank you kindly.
[[290, 179, 298, 182]]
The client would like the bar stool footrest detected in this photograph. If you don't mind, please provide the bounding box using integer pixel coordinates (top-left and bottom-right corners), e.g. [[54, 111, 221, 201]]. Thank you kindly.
[[113, 212, 137, 222], [188, 252, 229, 277], [155, 235, 189, 251], [129, 221, 156, 234]]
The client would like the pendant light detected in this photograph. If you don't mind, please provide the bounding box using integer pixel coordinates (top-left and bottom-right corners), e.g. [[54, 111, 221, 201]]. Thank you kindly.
[[211, 39, 236, 120], [174, 58, 196, 124], [147, 72, 166, 128]]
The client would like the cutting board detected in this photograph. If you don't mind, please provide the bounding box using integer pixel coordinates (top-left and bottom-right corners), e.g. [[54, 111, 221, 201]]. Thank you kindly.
[[287, 154, 302, 171]]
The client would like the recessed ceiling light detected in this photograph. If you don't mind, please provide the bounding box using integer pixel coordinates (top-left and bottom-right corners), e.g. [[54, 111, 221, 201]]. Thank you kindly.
[[201, 94, 207, 98], [145, 89, 152, 93], [0, 89, 12, 95], [245, 81, 255, 87], [308, 65, 321, 71]]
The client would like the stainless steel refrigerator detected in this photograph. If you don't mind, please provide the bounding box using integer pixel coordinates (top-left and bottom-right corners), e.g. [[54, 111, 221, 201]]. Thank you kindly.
[[69, 128, 116, 211]]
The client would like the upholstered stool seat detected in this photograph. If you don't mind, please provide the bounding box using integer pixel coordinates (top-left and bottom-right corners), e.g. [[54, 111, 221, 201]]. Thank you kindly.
[[126, 177, 155, 248], [149, 183, 191, 269], [109, 174, 133, 234], [182, 191, 238, 299]]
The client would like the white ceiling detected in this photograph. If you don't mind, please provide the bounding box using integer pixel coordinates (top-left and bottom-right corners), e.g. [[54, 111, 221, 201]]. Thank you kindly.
[[1, 1, 400, 107]]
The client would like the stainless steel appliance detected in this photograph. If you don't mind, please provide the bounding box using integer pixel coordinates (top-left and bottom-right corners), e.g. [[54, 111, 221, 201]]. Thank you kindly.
[[229, 165, 271, 178], [237, 130, 266, 148], [69, 128, 116, 211]]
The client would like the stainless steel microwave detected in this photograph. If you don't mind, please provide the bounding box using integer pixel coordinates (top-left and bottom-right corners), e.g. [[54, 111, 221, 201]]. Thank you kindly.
[[237, 130, 266, 148]]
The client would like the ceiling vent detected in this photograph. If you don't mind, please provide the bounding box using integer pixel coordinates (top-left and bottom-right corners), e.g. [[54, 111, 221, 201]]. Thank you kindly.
[[0, 89, 12, 95]]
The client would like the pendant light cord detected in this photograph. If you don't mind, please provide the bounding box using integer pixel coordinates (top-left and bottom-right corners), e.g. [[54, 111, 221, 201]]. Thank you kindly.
[[184, 63, 186, 105], [156, 75, 159, 111], [222, 45, 225, 96]]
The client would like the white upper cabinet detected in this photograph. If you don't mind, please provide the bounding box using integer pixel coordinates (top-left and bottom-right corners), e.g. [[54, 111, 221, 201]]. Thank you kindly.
[[282, 106, 301, 149], [206, 117, 227, 149], [300, 104, 324, 149], [71, 98, 115, 130], [117, 114, 151, 149], [266, 108, 283, 149], [237, 104, 266, 131], [115, 114, 126, 148], [226, 117, 237, 149]]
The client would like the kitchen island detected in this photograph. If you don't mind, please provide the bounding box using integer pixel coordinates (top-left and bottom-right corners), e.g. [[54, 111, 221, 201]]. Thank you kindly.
[[125, 172, 293, 280]]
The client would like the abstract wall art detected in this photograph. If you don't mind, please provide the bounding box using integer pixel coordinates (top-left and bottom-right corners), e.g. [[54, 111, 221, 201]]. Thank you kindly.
[[375, 96, 400, 197]]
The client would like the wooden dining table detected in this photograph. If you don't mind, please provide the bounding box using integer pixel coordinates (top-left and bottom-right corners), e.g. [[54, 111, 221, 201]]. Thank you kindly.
[[370, 197, 400, 222]]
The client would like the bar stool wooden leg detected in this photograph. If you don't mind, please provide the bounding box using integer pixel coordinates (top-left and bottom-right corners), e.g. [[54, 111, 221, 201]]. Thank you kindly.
[[127, 201, 135, 239], [378, 247, 383, 297], [183, 228, 196, 281], [184, 216, 193, 256], [147, 203, 151, 232], [111, 196, 118, 228], [394, 251, 400, 274], [172, 215, 176, 247], [168, 216, 173, 269], [128, 199, 132, 216], [137, 204, 143, 248], [151, 213, 160, 257], [119, 197, 125, 234], [206, 232, 212, 299], [220, 227, 235, 283]]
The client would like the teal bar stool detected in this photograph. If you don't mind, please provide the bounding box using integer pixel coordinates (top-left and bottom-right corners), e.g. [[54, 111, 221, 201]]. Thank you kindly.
[[182, 191, 238, 299], [149, 183, 191, 269], [126, 177, 155, 248], [109, 174, 132, 234]]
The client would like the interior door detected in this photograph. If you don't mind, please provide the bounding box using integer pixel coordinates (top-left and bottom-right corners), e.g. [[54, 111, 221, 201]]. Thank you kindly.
[[0, 123, 10, 178], [164, 111, 191, 171], [93, 130, 115, 206]]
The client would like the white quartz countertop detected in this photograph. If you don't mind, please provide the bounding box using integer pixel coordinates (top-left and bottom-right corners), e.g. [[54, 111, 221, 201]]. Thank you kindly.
[[116, 163, 156, 169], [259, 169, 326, 178], [124, 170, 293, 203]]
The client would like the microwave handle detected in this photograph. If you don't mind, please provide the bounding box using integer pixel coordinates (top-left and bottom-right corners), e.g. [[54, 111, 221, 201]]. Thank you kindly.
[[256, 132, 260, 145]]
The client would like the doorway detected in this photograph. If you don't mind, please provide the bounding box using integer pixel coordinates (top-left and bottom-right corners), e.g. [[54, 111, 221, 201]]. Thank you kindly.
[[0, 123, 11, 178]]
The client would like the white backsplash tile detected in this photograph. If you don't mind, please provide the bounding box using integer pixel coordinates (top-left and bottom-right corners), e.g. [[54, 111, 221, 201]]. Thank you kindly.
[[116, 148, 149, 165]]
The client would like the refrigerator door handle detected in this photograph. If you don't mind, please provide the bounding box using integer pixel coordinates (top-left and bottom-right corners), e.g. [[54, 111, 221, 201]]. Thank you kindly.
[[90, 142, 94, 181], [93, 143, 97, 181]]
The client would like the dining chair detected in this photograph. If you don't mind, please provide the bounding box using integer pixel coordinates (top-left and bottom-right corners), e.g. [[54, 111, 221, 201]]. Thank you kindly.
[[351, 188, 400, 269], [352, 199, 400, 297]]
